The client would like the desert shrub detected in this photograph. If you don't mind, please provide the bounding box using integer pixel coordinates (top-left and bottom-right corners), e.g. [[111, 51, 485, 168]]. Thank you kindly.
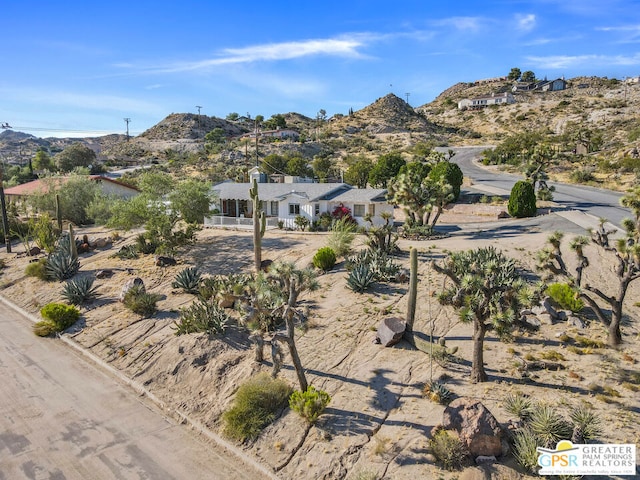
[[327, 217, 357, 257], [135, 233, 157, 254], [503, 393, 533, 420], [570, 169, 595, 183], [123, 285, 161, 318], [294, 215, 310, 231], [546, 282, 584, 312], [222, 373, 292, 442], [528, 404, 573, 448], [575, 336, 605, 348], [508, 181, 537, 218], [313, 247, 337, 271], [289, 386, 331, 424], [423, 381, 453, 405], [429, 161, 464, 200], [172, 266, 202, 294], [25, 258, 48, 280], [112, 244, 138, 260], [173, 300, 229, 335], [512, 427, 540, 474], [62, 276, 97, 305], [428, 428, 469, 471], [35, 302, 80, 335], [347, 263, 375, 293], [32, 213, 58, 253]]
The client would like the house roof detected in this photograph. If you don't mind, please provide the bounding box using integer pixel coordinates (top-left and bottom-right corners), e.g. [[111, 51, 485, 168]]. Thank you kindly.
[[331, 188, 388, 203], [212, 182, 387, 203], [4, 175, 139, 196]]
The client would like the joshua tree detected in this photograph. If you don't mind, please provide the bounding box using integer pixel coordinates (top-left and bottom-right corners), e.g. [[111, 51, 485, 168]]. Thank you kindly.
[[538, 188, 640, 346], [433, 247, 532, 382], [250, 178, 266, 273], [269, 261, 319, 391]]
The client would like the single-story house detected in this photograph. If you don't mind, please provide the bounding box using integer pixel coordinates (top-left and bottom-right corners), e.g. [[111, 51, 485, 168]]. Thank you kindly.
[[242, 128, 300, 141], [4, 175, 139, 203], [512, 78, 567, 92], [458, 92, 515, 109], [206, 181, 392, 229]]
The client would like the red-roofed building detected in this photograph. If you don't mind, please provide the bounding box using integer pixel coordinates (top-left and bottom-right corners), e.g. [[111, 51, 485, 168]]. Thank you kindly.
[[4, 175, 139, 203]]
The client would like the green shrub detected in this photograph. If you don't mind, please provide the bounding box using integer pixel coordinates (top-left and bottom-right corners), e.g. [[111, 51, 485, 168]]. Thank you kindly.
[[123, 285, 161, 318], [289, 386, 331, 424], [508, 181, 537, 218], [570, 169, 595, 183], [428, 428, 469, 470], [294, 215, 310, 231], [112, 244, 138, 260], [35, 303, 80, 335], [25, 258, 48, 280], [429, 161, 464, 200], [313, 247, 337, 271], [222, 373, 292, 442], [172, 267, 202, 294], [173, 300, 229, 335], [546, 283, 584, 312], [135, 233, 157, 254], [62, 276, 98, 305]]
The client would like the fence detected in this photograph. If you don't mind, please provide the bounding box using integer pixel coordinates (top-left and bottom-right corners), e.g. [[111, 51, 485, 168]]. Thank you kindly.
[[204, 215, 280, 230]]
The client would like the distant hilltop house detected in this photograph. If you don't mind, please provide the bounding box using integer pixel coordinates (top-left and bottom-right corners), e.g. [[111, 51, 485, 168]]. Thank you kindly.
[[625, 76, 640, 84], [457, 92, 516, 110], [4, 175, 139, 203], [512, 78, 567, 92], [206, 167, 391, 230], [241, 128, 300, 141], [473, 76, 508, 85]]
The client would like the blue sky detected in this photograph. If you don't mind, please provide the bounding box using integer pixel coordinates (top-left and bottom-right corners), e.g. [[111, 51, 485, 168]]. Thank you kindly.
[[2, 0, 640, 138]]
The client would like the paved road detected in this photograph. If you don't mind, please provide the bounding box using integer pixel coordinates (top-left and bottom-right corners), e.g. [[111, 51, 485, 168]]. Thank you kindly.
[[444, 146, 630, 227], [0, 302, 261, 480]]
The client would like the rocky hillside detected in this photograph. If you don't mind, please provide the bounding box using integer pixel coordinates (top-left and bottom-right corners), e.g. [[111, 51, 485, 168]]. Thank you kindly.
[[420, 76, 640, 156]]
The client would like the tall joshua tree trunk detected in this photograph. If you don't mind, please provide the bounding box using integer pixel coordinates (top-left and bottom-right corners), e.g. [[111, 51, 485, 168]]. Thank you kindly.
[[250, 178, 266, 273]]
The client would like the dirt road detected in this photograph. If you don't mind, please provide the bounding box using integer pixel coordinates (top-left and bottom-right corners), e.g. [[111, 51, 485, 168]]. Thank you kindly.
[[0, 301, 264, 480]]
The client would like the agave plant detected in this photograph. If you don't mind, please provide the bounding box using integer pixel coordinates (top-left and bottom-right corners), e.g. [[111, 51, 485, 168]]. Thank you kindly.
[[173, 300, 229, 335], [423, 381, 453, 405], [46, 250, 80, 281], [172, 266, 202, 294], [347, 263, 375, 293], [62, 276, 98, 305]]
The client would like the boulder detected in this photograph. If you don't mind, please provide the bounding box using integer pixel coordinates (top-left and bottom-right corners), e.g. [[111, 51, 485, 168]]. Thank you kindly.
[[96, 269, 114, 279], [375, 317, 406, 347], [475, 455, 497, 465], [537, 313, 554, 325], [260, 259, 273, 272], [119, 277, 145, 302], [92, 237, 110, 249], [521, 314, 541, 328], [442, 398, 504, 457], [28, 246, 41, 256], [155, 255, 177, 267], [542, 296, 559, 319], [567, 315, 586, 329], [556, 310, 568, 321]]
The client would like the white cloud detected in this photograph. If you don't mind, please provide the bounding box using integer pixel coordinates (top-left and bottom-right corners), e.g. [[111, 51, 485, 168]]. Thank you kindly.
[[515, 14, 537, 32], [526, 53, 640, 69], [596, 24, 640, 43], [136, 36, 370, 74], [432, 16, 484, 32]]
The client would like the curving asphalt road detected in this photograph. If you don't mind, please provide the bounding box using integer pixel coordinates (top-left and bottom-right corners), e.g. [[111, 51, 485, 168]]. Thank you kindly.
[[0, 301, 264, 480], [444, 146, 630, 228]]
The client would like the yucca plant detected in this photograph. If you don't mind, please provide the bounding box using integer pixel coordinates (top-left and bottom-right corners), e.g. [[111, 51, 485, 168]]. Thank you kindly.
[[62, 276, 98, 305], [347, 263, 375, 293], [45, 249, 80, 281], [503, 392, 533, 420], [123, 285, 161, 318], [528, 404, 573, 448], [569, 405, 602, 442], [512, 427, 540, 474], [172, 267, 202, 294], [173, 300, 229, 335]]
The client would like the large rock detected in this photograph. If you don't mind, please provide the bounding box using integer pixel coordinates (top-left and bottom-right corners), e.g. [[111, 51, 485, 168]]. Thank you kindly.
[[375, 317, 406, 347], [119, 277, 145, 302], [442, 398, 504, 457]]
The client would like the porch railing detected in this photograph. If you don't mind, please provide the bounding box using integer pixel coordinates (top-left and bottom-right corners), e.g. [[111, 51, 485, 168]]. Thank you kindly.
[[204, 214, 280, 229]]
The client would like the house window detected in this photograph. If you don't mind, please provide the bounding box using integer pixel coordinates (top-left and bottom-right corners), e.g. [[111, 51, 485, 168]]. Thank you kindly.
[[270, 201, 279, 216], [368, 204, 376, 216], [289, 203, 300, 215], [314, 203, 320, 216], [353, 204, 365, 217]]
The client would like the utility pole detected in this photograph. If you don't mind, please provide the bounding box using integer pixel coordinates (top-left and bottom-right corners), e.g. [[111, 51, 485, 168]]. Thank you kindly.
[[123, 118, 131, 141], [0, 167, 11, 253], [195, 105, 203, 131], [405, 92, 410, 105]]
